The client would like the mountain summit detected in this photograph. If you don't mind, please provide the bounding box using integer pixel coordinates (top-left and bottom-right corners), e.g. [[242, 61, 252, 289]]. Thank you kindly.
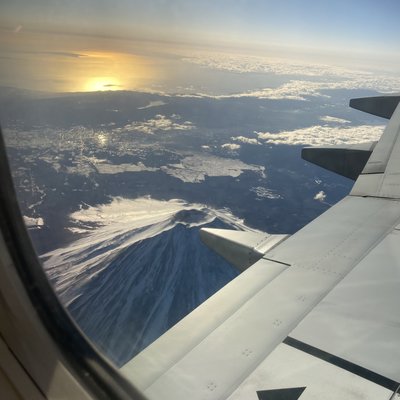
[[43, 197, 256, 365]]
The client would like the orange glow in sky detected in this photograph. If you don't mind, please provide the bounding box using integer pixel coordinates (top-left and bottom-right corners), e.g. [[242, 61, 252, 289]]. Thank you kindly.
[[0, 29, 161, 92], [65, 51, 159, 93], [83, 76, 121, 92]]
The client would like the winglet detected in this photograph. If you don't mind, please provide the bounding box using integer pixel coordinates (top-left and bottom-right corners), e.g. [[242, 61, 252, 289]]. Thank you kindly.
[[350, 95, 400, 119], [302, 142, 376, 180], [200, 228, 288, 272], [302, 95, 400, 179]]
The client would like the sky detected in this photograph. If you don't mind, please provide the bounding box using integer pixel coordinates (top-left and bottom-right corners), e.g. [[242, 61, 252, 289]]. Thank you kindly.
[[1, 0, 400, 92]]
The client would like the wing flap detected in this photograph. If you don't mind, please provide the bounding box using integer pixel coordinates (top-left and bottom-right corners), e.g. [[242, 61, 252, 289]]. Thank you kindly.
[[200, 228, 289, 271]]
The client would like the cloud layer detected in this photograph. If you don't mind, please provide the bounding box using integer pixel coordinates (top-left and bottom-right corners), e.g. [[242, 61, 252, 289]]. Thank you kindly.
[[114, 114, 195, 134], [221, 143, 241, 151], [231, 136, 260, 145], [182, 52, 400, 100], [319, 116, 350, 124], [256, 124, 385, 146], [163, 154, 265, 183]]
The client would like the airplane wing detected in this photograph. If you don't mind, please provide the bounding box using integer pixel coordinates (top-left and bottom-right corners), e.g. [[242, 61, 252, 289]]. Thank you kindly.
[[121, 96, 400, 399]]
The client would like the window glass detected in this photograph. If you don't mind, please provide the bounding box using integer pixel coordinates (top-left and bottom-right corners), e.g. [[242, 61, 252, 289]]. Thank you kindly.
[[1, 0, 398, 372]]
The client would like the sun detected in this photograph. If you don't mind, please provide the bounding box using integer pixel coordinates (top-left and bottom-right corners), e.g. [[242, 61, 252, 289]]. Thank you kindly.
[[84, 76, 122, 92]]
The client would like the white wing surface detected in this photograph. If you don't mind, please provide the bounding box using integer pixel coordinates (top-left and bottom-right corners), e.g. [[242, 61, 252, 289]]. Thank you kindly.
[[122, 97, 400, 400]]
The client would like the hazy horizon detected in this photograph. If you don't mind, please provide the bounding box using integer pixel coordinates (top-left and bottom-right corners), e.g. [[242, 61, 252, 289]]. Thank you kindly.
[[1, 0, 400, 94]]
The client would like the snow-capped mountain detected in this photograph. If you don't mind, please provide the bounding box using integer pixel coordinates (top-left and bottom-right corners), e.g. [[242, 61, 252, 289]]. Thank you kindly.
[[43, 197, 258, 366]]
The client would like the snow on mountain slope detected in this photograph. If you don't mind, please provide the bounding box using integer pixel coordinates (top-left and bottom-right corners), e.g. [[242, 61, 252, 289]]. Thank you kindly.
[[43, 197, 258, 366]]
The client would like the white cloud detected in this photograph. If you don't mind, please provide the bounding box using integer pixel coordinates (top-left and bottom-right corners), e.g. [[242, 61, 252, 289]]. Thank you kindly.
[[256, 124, 385, 146], [181, 52, 400, 100], [250, 186, 282, 200], [196, 77, 398, 101], [221, 143, 241, 151], [314, 191, 327, 202], [64, 156, 159, 177], [233, 80, 330, 101], [182, 53, 354, 78], [320, 116, 351, 124], [96, 161, 158, 174], [231, 136, 260, 145], [66, 162, 96, 177], [23, 215, 44, 228], [178, 80, 329, 101], [137, 100, 166, 110], [116, 114, 195, 134], [163, 154, 265, 183]]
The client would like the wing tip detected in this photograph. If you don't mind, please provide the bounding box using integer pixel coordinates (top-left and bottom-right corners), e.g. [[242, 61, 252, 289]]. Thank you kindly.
[[350, 95, 400, 119]]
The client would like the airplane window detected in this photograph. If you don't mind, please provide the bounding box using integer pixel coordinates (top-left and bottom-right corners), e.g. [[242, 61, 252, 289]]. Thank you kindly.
[[1, 1, 400, 398]]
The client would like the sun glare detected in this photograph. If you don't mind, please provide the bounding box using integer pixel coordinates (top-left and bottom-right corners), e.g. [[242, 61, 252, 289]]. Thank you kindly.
[[73, 50, 164, 93], [84, 76, 122, 92]]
